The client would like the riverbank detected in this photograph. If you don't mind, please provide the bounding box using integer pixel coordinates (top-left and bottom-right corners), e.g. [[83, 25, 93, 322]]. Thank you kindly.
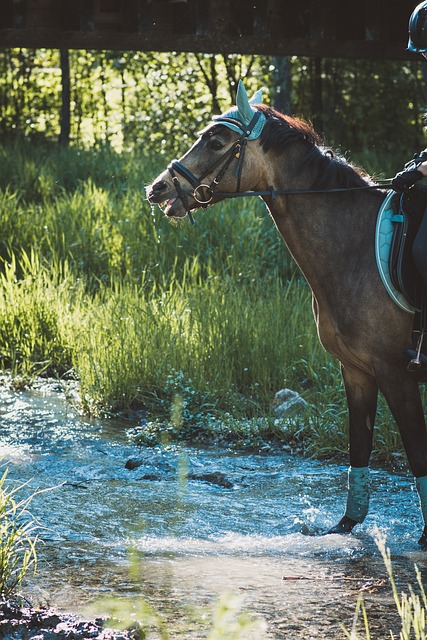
[[0, 600, 134, 640]]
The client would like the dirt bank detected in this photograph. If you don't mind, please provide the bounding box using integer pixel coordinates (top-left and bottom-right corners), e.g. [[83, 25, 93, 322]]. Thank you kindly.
[[0, 599, 134, 640]]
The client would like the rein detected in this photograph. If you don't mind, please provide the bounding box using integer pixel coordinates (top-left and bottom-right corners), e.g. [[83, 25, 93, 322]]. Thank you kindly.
[[209, 182, 393, 199], [166, 112, 393, 224]]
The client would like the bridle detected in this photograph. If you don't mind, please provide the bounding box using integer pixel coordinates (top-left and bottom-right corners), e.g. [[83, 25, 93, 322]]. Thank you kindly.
[[167, 112, 262, 225], [166, 110, 393, 225]]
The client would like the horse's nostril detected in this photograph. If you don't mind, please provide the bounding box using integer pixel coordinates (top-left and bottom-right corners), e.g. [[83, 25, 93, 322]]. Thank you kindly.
[[153, 180, 167, 193]]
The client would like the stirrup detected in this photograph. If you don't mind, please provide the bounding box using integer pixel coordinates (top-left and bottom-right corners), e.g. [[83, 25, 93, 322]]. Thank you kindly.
[[406, 331, 426, 371]]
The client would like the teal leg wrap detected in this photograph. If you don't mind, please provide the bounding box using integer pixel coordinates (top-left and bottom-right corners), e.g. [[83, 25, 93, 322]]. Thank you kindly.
[[344, 466, 370, 523], [415, 475, 427, 526]]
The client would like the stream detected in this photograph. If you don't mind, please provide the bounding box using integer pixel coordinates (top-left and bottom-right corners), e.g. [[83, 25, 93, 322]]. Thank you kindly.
[[1, 379, 427, 638]]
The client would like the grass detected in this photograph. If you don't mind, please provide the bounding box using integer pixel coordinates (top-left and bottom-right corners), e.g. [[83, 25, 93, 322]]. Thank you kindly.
[[0, 470, 39, 597], [0, 139, 410, 462]]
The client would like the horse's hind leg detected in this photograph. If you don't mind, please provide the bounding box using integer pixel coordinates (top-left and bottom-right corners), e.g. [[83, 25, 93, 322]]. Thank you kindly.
[[377, 372, 427, 545], [328, 364, 378, 534]]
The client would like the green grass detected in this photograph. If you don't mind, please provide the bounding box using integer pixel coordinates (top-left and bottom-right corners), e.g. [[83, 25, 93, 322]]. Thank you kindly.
[[0, 470, 39, 597], [0, 139, 409, 462]]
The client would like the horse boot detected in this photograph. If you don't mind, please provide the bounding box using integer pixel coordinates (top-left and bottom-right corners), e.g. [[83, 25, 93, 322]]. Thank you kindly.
[[327, 467, 369, 535]]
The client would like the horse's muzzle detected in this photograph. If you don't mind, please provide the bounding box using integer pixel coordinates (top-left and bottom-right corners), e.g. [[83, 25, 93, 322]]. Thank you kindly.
[[146, 177, 169, 204], [146, 180, 193, 218]]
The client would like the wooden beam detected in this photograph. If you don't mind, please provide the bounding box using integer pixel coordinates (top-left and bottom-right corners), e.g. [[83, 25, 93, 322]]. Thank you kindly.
[[0, 0, 418, 61], [0, 28, 416, 60]]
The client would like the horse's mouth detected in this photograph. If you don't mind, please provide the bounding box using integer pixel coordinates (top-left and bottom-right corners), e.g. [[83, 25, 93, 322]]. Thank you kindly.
[[159, 195, 198, 219], [162, 197, 178, 215], [147, 182, 201, 220]]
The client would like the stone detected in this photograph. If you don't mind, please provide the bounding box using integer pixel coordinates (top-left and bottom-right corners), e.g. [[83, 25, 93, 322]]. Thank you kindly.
[[272, 388, 308, 418]]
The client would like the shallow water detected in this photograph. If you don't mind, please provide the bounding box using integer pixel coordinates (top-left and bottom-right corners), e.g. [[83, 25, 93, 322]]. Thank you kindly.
[[1, 381, 426, 638]]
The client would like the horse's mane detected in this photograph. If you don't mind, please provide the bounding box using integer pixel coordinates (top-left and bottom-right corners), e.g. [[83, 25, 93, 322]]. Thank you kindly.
[[256, 105, 372, 190]]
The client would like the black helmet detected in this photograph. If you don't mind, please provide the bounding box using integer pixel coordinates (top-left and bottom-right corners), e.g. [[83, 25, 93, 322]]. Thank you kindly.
[[408, 1, 427, 52]]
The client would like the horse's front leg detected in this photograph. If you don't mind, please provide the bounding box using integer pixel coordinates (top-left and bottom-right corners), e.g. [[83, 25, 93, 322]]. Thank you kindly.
[[328, 364, 378, 535], [377, 372, 427, 546]]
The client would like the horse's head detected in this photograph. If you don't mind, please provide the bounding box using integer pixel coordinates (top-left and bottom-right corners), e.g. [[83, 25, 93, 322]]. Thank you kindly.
[[147, 81, 371, 223], [146, 81, 267, 222]]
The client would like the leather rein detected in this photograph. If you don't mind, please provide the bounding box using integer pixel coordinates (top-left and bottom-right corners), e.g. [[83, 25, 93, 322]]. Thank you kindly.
[[167, 111, 393, 225]]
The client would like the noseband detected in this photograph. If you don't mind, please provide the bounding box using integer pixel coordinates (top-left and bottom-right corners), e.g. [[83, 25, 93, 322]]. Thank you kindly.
[[167, 112, 262, 224]]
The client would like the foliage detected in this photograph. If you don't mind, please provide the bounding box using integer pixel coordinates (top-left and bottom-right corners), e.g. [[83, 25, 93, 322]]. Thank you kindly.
[[0, 49, 270, 155], [0, 49, 426, 171], [290, 57, 427, 168], [0, 470, 39, 597]]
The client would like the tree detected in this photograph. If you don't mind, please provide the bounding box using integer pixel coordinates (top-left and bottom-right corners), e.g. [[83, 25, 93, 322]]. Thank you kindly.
[[272, 56, 291, 114], [59, 49, 70, 146]]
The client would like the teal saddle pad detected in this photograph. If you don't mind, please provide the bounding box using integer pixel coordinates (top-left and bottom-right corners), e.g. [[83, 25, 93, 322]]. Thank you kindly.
[[375, 191, 416, 315]]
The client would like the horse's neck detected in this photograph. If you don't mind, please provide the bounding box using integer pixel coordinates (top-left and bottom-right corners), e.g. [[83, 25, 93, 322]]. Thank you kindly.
[[266, 192, 380, 295]]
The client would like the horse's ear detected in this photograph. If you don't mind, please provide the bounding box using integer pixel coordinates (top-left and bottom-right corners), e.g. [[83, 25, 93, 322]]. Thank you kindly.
[[236, 80, 256, 123], [249, 88, 263, 105]]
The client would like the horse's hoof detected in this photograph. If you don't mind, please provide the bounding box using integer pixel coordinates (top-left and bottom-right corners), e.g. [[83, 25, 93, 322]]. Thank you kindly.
[[326, 515, 358, 535], [418, 526, 427, 548]]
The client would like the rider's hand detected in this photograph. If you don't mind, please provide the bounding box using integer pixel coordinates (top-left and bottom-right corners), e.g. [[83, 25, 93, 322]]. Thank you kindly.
[[392, 168, 423, 192]]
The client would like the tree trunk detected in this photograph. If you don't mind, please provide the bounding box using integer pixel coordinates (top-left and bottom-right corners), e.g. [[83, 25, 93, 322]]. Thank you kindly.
[[311, 57, 323, 133], [59, 49, 70, 146], [272, 56, 291, 114]]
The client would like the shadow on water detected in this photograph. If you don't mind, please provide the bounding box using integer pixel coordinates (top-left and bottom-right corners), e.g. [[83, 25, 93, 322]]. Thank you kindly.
[[1, 380, 427, 638]]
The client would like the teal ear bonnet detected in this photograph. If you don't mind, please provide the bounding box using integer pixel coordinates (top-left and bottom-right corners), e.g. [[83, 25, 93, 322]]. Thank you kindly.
[[212, 80, 266, 140]]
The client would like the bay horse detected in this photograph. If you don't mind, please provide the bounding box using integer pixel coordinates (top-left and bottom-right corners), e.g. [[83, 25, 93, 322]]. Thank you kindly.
[[146, 81, 427, 547]]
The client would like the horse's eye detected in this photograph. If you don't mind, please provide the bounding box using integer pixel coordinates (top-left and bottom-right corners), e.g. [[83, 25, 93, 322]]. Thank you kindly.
[[209, 138, 224, 151]]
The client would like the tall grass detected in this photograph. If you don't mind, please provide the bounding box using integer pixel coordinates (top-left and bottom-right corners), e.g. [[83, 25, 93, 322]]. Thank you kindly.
[[0, 140, 406, 459], [0, 141, 296, 286], [0, 470, 39, 597]]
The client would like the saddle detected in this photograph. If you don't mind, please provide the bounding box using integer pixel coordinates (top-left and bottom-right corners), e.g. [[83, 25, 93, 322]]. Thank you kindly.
[[388, 184, 427, 367]]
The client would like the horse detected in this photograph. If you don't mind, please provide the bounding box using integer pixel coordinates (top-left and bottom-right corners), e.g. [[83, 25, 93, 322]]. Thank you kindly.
[[146, 81, 427, 547]]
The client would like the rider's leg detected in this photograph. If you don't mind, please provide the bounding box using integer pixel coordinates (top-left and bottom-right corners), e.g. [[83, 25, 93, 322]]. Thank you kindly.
[[413, 207, 427, 289], [407, 207, 427, 367]]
